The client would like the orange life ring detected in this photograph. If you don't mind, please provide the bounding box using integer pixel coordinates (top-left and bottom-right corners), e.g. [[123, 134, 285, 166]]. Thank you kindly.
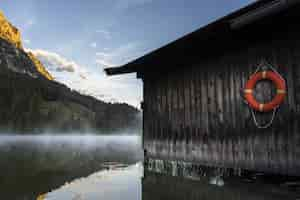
[[244, 70, 286, 112]]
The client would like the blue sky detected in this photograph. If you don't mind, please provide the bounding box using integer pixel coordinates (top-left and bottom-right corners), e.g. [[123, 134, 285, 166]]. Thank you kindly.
[[1, 0, 254, 107]]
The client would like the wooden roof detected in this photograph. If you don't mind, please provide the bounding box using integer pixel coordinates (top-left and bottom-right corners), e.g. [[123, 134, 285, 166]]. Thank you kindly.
[[105, 0, 299, 76]]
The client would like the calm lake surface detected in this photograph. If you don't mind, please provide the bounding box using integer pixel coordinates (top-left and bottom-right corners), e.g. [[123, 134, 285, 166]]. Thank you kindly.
[[0, 135, 299, 200], [0, 134, 142, 200]]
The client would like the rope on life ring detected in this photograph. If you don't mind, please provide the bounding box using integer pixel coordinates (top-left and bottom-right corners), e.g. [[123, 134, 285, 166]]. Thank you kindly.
[[243, 61, 286, 128]]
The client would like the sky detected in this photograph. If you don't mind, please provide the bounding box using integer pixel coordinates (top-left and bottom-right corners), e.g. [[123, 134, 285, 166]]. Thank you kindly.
[[1, 0, 254, 107]]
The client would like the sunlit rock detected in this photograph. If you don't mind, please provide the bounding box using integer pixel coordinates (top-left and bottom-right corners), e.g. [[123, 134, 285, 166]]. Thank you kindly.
[[0, 10, 53, 80], [27, 52, 54, 80], [0, 11, 22, 49]]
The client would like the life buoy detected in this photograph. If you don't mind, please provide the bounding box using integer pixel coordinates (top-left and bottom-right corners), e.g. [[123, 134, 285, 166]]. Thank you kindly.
[[244, 70, 286, 112]]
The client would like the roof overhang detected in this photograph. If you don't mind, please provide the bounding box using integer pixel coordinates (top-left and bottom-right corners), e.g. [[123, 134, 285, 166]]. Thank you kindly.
[[104, 0, 299, 76]]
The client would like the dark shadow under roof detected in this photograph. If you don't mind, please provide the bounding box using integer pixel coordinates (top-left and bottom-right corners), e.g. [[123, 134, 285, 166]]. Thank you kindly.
[[105, 0, 298, 76]]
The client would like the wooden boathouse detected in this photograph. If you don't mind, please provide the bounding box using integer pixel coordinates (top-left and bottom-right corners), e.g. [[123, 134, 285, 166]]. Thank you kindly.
[[105, 0, 300, 177]]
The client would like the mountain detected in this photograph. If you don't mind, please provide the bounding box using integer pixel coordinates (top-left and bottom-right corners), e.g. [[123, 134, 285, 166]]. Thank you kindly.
[[0, 11, 53, 80], [0, 11, 141, 134]]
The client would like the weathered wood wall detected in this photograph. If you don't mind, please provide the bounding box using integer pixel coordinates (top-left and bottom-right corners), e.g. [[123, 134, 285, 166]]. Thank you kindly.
[[142, 26, 300, 176]]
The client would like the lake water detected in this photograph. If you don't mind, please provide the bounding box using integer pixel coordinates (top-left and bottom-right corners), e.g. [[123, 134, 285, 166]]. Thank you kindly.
[[0, 135, 299, 200], [0, 134, 142, 200]]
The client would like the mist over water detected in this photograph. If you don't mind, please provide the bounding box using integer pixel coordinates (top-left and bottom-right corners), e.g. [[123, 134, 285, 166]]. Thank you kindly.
[[0, 133, 143, 199], [0, 134, 142, 149], [0, 134, 142, 161], [0, 134, 299, 200]]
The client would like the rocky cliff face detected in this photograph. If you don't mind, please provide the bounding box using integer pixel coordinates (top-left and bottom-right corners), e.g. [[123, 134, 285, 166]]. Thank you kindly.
[[0, 11, 22, 49], [0, 12, 141, 133], [0, 11, 53, 80]]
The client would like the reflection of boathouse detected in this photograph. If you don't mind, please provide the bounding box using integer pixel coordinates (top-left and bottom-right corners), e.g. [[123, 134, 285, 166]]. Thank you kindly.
[[105, 0, 300, 177], [142, 171, 300, 200]]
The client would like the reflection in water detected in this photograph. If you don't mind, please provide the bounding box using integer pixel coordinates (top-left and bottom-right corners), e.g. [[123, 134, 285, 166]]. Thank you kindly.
[[42, 163, 300, 200], [143, 171, 300, 200], [0, 135, 142, 200], [0, 135, 299, 200], [44, 163, 143, 200]]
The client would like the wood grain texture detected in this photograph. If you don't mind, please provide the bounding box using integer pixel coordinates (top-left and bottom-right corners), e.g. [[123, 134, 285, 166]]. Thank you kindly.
[[142, 35, 300, 176], [140, 9, 300, 176]]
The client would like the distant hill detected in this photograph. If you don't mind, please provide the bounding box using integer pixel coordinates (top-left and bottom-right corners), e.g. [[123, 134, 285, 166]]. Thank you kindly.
[[0, 11, 141, 134]]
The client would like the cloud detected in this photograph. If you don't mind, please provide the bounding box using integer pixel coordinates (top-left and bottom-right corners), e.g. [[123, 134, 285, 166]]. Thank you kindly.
[[24, 19, 35, 29], [95, 52, 111, 58], [26, 49, 81, 73], [80, 74, 87, 80], [26, 20, 34, 26], [25, 48, 142, 107], [96, 29, 112, 40], [95, 42, 144, 69], [90, 42, 97, 48], [115, 0, 153, 11], [95, 59, 115, 68], [24, 39, 31, 44]]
